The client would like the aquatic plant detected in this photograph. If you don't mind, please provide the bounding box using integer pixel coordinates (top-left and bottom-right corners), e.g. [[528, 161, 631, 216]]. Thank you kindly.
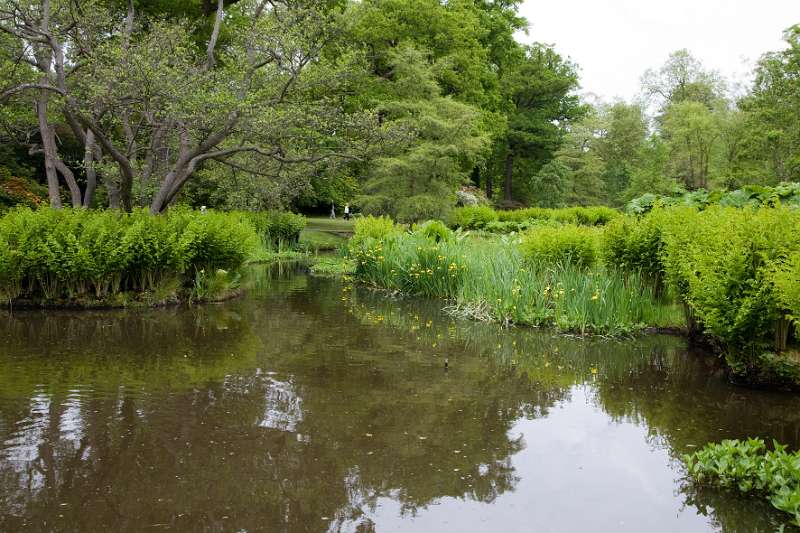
[[684, 438, 800, 526], [349, 229, 679, 335]]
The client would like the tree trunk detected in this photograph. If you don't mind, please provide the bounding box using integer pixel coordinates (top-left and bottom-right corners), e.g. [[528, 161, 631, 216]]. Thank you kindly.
[[35, 90, 62, 208], [486, 173, 493, 200], [83, 129, 98, 208], [54, 159, 82, 207], [503, 151, 514, 202]]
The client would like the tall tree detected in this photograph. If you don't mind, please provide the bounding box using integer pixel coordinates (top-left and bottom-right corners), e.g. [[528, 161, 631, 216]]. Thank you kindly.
[[641, 49, 726, 113], [738, 24, 800, 183], [0, 0, 375, 212], [497, 43, 583, 204]]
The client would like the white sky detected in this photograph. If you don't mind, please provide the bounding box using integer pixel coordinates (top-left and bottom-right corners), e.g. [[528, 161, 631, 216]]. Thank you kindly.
[[517, 0, 800, 102]]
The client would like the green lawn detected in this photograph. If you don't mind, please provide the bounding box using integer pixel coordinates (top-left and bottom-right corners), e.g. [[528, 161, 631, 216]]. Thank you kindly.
[[305, 217, 356, 233], [300, 229, 348, 251]]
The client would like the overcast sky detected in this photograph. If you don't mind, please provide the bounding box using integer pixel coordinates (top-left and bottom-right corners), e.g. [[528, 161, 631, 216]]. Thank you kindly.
[[517, 0, 800, 102]]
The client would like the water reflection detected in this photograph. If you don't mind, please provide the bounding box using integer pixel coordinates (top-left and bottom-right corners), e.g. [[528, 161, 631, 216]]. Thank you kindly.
[[0, 265, 798, 532]]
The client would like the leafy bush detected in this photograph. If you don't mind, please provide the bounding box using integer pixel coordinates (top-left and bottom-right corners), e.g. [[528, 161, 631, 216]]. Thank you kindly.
[[351, 215, 401, 248], [684, 438, 800, 526], [449, 205, 619, 232], [0, 169, 47, 211], [396, 194, 451, 223], [0, 207, 258, 304], [238, 210, 306, 248], [447, 205, 497, 229], [602, 211, 671, 284], [413, 219, 454, 242], [627, 182, 800, 214], [773, 251, 800, 325], [520, 225, 600, 268], [661, 207, 800, 356]]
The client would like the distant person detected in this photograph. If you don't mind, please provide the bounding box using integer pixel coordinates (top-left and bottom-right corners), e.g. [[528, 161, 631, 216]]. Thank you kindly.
[[330, 203, 336, 219], [344, 204, 351, 220]]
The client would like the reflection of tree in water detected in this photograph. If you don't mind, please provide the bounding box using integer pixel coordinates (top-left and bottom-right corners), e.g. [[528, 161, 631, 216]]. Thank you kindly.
[[343, 283, 800, 531], [0, 273, 564, 532], [587, 341, 800, 531], [5, 270, 798, 531]]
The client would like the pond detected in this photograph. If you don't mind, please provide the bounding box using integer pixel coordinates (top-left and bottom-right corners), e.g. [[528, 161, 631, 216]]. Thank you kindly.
[[1, 265, 800, 532]]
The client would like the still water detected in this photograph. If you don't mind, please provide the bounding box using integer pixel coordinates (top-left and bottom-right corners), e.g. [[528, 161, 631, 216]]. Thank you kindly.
[[2, 265, 800, 532]]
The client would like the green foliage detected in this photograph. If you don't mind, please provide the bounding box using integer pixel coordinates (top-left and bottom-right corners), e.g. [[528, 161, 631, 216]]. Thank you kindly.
[[627, 182, 800, 215], [350, 215, 401, 248], [602, 213, 666, 283], [606, 205, 800, 383], [348, 228, 679, 335], [659, 207, 800, 355], [0, 208, 257, 304], [308, 256, 356, 278], [684, 438, 800, 526], [772, 251, 800, 324], [237, 211, 306, 248], [413, 220, 453, 243], [520, 225, 599, 268], [497, 43, 585, 203], [447, 205, 498, 229], [449, 205, 619, 232]]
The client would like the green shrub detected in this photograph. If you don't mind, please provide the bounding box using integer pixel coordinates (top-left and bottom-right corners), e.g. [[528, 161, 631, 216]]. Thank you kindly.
[[396, 194, 451, 223], [450, 205, 619, 232], [0, 207, 258, 304], [520, 225, 600, 268], [684, 438, 800, 526], [602, 211, 669, 283], [663, 207, 800, 349], [351, 215, 401, 248], [627, 182, 800, 214], [448, 205, 497, 229], [571, 206, 620, 226], [413, 220, 453, 242], [238, 210, 306, 248], [495, 207, 551, 223], [773, 251, 800, 324]]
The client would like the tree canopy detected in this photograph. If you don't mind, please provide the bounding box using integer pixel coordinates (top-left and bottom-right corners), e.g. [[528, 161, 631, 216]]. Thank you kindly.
[[1, 2, 799, 215]]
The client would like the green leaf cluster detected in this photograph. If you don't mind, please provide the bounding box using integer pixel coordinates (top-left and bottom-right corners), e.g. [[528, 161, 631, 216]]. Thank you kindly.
[[519, 225, 600, 269], [685, 438, 800, 526], [0, 207, 259, 304]]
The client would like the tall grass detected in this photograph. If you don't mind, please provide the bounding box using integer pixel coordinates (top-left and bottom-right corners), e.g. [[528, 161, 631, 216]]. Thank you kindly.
[[349, 221, 680, 336]]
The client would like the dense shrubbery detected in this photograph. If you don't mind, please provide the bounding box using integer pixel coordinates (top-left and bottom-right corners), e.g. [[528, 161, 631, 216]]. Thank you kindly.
[[627, 182, 800, 215], [520, 225, 600, 268], [602, 211, 669, 285], [351, 215, 402, 248], [448, 205, 620, 231], [0, 170, 47, 211], [350, 206, 800, 383], [348, 217, 677, 335], [0, 208, 261, 305], [606, 206, 800, 384], [237, 210, 306, 248], [412, 220, 454, 243], [685, 438, 800, 526]]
